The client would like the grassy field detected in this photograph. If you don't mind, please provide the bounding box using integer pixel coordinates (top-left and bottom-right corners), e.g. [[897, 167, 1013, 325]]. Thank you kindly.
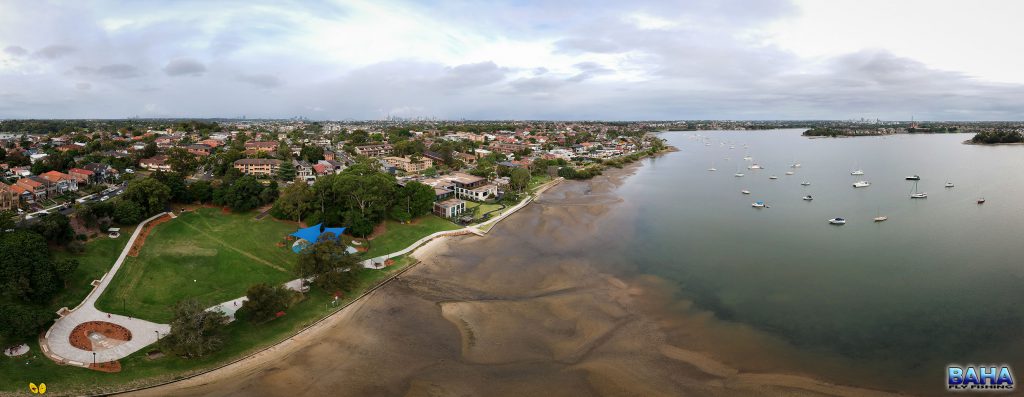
[[52, 227, 137, 312], [96, 208, 298, 323], [363, 215, 460, 258], [0, 256, 416, 395]]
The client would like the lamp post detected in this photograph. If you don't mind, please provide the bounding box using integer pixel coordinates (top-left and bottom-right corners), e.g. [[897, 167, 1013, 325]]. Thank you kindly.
[[92, 352, 96, 365], [155, 330, 159, 342]]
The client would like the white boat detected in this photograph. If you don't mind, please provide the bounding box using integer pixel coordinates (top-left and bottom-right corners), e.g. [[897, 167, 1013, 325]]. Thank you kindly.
[[910, 180, 927, 198], [748, 164, 763, 170], [873, 207, 887, 222], [741, 190, 751, 194], [743, 156, 753, 161], [905, 175, 920, 180], [735, 172, 745, 177], [851, 170, 864, 175], [852, 180, 871, 188], [800, 181, 811, 186], [790, 162, 801, 168], [785, 171, 795, 175], [977, 198, 986, 204], [945, 181, 954, 188], [752, 201, 766, 208], [729, 146, 735, 149], [708, 160, 716, 171], [769, 175, 778, 180], [828, 217, 846, 225], [802, 195, 813, 201]]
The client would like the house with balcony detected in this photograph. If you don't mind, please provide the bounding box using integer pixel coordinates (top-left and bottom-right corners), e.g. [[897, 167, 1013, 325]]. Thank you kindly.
[[233, 158, 281, 177], [39, 171, 78, 194]]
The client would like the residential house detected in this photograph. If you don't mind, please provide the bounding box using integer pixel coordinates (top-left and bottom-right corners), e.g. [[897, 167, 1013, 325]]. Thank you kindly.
[[294, 160, 315, 183], [0, 183, 19, 211], [383, 156, 433, 173], [83, 163, 117, 182], [140, 155, 172, 172], [15, 177, 48, 201], [244, 141, 278, 154], [233, 158, 281, 177], [354, 144, 394, 158], [433, 198, 466, 219], [39, 171, 78, 194], [187, 144, 213, 156], [449, 173, 498, 201], [68, 168, 95, 185]]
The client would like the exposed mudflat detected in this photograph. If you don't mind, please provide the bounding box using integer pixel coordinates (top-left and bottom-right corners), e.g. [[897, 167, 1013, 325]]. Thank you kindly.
[[129, 162, 900, 397]]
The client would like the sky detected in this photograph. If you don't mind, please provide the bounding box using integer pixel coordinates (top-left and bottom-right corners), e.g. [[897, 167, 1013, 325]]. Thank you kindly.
[[1, 0, 1023, 120]]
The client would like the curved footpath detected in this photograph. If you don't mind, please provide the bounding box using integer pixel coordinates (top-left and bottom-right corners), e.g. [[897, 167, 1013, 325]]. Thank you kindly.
[[41, 178, 564, 372]]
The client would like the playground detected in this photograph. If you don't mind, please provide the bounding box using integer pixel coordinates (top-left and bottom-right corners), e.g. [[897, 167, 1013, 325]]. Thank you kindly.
[[96, 208, 298, 323]]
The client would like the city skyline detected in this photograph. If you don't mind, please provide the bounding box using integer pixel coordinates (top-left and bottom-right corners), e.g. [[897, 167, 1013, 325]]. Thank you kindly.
[[2, 0, 1024, 120]]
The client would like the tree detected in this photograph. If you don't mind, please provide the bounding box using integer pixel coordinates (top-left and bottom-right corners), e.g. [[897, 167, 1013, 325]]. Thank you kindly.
[[222, 175, 264, 212], [0, 210, 15, 231], [31, 213, 74, 244], [165, 147, 199, 176], [161, 298, 228, 358], [277, 160, 296, 181], [122, 177, 171, 216], [189, 180, 214, 203], [113, 199, 145, 224], [0, 230, 62, 301], [272, 182, 314, 223], [0, 301, 53, 341], [510, 167, 531, 192], [299, 145, 324, 163], [238, 283, 294, 323], [152, 171, 191, 203], [390, 181, 435, 222], [296, 238, 364, 293]]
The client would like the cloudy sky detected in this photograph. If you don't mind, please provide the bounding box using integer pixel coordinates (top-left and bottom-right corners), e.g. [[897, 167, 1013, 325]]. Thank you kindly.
[[2, 0, 1023, 120]]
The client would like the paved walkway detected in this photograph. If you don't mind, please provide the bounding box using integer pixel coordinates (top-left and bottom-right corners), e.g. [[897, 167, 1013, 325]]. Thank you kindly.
[[41, 213, 171, 367], [41, 178, 565, 368]]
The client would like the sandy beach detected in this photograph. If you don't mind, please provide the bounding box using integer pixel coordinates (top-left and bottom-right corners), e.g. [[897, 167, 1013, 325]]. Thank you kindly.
[[125, 161, 903, 397]]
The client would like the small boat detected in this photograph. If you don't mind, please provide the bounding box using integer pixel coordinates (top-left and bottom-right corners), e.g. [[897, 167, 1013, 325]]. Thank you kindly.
[[800, 181, 811, 186], [910, 180, 927, 198], [752, 201, 766, 208], [790, 162, 801, 168], [743, 156, 753, 161], [769, 175, 778, 180], [873, 207, 887, 222], [748, 164, 763, 170], [851, 170, 864, 175], [729, 146, 735, 149], [735, 172, 745, 177], [977, 198, 986, 204], [785, 171, 795, 175], [802, 195, 813, 201], [741, 190, 751, 195], [905, 175, 921, 180], [708, 167, 717, 171], [945, 182, 954, 188], [852, 180, 871, 188], [828, 217, 846, 225]]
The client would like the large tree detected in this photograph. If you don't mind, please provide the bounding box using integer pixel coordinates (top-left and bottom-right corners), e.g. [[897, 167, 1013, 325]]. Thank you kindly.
[[113, 199, 144, 224], [296, 238, 363, 293], [272, 182, 314, 223], [161, 298, 228, 358], [390, 181, 436, 222], [122, 177, 171, 216], [238, 283, 294, 323], [510, 167, 531, 192], [31, 213, 74, 244]]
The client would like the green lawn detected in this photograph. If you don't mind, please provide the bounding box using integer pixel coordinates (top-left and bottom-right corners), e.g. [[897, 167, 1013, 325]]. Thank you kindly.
[[0, 256, 416, 395], [52, 227, 137, 312], [363, 215, 460, 258], [96, 208, 298, 323]]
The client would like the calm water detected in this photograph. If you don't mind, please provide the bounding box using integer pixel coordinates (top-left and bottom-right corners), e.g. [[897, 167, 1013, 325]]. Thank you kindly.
[[612, 130, 1024, 391]]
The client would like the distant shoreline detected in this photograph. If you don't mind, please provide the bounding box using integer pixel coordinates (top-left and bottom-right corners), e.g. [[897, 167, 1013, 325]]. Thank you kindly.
[[961, 139, 1024, 146]]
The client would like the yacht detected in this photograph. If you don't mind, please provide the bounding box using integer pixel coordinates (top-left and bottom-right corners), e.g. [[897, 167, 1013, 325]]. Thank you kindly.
[[741, 190, 751, 195], [748, 164, 764, 170], [873, 207, 887, 222], [910, 180, 927, 198], [743, 156, 753, 161], [851, 170, 864, 176], [852, 180, 871, 188], [752, 201, 766, 208], [790, 162, 801, 168], [905, 175, 921, 180], [977, 198, 986, 204], [800, 181, 811, 186], [828, 217, 847, 225], [802, 195, 813, 201], [769, 175, 778, 180], [735, 172, 745, 177], [945, 181, 954, 188], [708, 161, 716, 171], [785, 171, 795, 175]]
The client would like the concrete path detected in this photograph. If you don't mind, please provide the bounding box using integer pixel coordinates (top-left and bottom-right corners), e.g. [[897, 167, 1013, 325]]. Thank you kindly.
[[41, 212, 171, 367]]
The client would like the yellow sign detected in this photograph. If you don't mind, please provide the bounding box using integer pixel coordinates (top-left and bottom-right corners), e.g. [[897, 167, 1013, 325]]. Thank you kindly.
[[29, 382, 47, 394]]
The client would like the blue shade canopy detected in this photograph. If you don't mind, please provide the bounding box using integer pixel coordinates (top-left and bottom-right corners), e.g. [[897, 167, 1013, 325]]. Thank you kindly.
[[290, 223, 346, 243]]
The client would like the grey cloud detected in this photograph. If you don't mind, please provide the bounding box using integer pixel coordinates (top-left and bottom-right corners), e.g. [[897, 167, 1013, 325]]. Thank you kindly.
[[164, 58, 207, 76], [555, 37, 623, 54], [97, 64, 143, 79], [236, 73, 283, 88], [34, 44, 76, 59], [437, 62, 508, 88], [4, 46, 28, 57], [76, 82, 91, 91]]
